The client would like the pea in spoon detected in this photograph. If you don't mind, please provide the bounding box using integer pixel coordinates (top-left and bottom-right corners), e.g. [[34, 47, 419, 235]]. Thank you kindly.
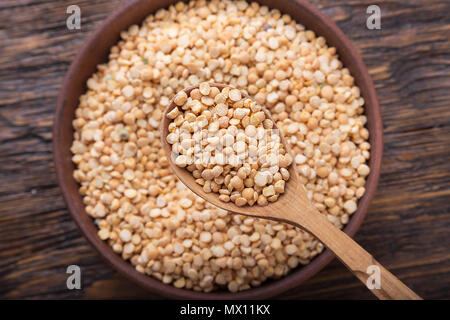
[[161, 83, 421, 300]]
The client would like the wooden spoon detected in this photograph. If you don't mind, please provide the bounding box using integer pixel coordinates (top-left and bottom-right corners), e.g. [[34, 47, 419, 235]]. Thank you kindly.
[[161, 83, 421, 300]]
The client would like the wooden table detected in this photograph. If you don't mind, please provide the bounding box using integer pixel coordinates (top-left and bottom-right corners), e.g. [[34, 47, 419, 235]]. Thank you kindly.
[[0, 0, 449, 300]]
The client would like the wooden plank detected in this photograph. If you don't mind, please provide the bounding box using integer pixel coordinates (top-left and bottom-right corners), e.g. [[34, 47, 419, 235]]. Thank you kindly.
[[0, 0, 449, 299]]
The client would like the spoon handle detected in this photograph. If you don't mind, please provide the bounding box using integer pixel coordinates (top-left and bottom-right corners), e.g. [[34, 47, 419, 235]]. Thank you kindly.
[[279, 192, 421, 300]]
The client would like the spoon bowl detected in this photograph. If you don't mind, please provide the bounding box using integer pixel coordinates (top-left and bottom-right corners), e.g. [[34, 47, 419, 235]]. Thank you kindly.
[[161, 83, 421, 300], [161, 83, 306, 220]]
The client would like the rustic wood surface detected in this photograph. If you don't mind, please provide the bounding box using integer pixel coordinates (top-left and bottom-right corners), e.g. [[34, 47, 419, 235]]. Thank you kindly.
[[0, 0, 449, 300]]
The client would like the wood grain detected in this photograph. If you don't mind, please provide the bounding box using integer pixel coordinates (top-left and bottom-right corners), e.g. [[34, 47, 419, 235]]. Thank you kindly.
[[0, 0, 449, 299]]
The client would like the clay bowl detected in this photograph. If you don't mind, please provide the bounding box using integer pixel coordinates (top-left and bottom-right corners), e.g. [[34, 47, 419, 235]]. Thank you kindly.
[[53, 0, 383, 299]]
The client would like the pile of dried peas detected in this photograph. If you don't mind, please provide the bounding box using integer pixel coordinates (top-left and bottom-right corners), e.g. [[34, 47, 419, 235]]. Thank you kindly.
[[71, 0, 371, 292], [166, 83, 292, 207]]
